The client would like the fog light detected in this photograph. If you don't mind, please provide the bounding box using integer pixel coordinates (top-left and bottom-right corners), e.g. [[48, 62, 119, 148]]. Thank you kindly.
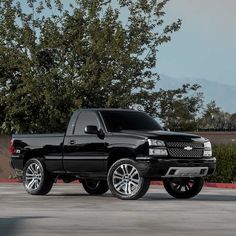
[[203, 150, 212, 157]]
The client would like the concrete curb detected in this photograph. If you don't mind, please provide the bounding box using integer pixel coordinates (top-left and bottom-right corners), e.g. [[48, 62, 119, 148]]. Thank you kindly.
[[1, 178, 236, 189], [0, 179, 22, 183], [204, 182, 236, 189]]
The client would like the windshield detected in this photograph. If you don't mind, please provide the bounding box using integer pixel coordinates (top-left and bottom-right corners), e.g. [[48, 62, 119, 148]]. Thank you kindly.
[[100, 110, 163, 132]]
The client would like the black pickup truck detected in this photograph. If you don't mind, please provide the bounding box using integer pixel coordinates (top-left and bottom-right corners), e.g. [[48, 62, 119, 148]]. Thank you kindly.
[[10, 109, 216, 200]]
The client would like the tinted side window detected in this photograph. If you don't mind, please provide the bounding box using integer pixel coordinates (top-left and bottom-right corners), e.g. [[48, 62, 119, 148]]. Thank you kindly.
[[100, 111, 163, 132], [74, 111, 100, 135]]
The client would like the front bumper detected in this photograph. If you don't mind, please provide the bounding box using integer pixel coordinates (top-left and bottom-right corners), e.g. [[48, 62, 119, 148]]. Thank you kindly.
[[136, 157, 216, 179]]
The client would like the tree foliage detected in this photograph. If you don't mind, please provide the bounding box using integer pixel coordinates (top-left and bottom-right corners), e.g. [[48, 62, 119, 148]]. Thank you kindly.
[[199, 101, 236, 130], [156, 84, 203, 131], [0, 0, 181, 133]]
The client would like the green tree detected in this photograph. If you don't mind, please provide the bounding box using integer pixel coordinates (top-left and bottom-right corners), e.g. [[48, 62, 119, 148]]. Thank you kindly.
[[0, 0, 181, 133], [229, 113, 236, 130], [156, 84, 203, 131], [199, 101, 231, 130]]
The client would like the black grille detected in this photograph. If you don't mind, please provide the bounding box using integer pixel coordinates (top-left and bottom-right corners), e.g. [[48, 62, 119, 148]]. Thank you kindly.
[[168, 148, 203, 158], [166, 142, 204, 158], [166, 142, 203, 148]]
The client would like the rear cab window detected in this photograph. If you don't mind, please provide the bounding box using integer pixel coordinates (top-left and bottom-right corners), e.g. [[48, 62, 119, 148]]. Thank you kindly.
[[74, 111, 101, 135]]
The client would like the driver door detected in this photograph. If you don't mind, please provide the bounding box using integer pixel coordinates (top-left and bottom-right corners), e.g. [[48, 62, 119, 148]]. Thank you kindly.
[[63, 111, 107, 173]]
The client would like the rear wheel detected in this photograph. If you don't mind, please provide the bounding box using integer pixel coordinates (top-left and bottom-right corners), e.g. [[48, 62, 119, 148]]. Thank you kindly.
[[163, 177, 204, 199], [23, 158, 55, 195], [81, 179, 109, 195], [107, 159, 150, 200]]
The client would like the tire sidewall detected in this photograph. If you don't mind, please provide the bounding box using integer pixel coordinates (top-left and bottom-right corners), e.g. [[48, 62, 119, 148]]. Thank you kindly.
[[163, 177, 204, 199], [23, 158, 46, 195], [107, 158, 149, 200], [82, 179, 109, 195]]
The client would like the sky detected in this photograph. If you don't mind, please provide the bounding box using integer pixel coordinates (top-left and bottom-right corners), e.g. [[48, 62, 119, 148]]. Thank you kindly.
[[158, 0, 236, 86], [19, 0, 236, 86]]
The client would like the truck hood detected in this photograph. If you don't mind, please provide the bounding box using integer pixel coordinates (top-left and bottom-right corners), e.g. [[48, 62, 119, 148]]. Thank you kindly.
[[120, 130, 207, 142]]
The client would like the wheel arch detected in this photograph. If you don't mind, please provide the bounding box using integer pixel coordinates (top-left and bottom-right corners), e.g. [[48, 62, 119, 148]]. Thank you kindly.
[[107, 148, 136, 171], [23, 150, 45, 167]]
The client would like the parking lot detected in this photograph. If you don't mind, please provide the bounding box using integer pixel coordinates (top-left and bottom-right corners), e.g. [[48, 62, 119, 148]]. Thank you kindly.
[[0, 183, 236, 236]]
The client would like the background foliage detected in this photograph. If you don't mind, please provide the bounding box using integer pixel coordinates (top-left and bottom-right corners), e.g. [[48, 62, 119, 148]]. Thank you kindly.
[[0, 0, 235, 133], [0, 0, 182, 133], [206, 145, 236, 183]]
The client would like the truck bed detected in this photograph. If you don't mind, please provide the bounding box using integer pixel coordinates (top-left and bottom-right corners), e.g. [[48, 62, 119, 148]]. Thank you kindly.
[[11, 133, 65, 171]]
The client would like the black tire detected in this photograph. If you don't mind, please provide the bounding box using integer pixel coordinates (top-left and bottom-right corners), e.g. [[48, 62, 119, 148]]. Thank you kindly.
[[163, 177, 204, 199], [107, 158, 150, 200], [81, 179, 109, 195], [23, 158, 55, 195]]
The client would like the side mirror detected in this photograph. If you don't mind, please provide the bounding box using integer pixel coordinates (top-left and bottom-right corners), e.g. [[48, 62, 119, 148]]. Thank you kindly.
[[84, 125, 98, 134]]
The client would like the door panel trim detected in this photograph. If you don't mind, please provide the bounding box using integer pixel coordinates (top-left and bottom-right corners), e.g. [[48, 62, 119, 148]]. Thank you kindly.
[[63, 156, 108, 160], [45, 156, 62, 160]]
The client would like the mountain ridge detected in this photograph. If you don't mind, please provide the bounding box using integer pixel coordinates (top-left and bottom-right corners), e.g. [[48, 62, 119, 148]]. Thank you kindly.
[[157, 74, 236, 114]]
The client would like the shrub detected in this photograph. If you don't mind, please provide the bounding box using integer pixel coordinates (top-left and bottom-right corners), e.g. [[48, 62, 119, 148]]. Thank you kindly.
[[206, 144, 236, 183]]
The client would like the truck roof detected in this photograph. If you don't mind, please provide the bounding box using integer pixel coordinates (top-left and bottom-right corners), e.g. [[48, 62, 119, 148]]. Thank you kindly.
[[74, 108, 144, 113], [66, 108, 146, 135]]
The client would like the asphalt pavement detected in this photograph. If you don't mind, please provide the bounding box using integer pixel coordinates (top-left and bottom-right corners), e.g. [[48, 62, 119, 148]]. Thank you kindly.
[[0, 183, 236, 236]]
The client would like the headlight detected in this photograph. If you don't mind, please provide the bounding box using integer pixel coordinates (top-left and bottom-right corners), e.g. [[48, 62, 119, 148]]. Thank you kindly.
[[148, 139, 167, 156], [148, 139, 165, 147], [203, 141, 212, 157], [149, 148, 168, 156]]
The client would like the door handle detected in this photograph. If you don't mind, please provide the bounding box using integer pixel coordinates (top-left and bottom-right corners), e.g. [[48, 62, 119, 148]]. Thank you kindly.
[[69, 140, 76, 145]]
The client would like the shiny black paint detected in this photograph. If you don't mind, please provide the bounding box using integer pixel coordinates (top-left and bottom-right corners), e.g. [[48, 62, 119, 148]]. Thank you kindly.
[[11, 134, 65, 172], [63, 134, 107, 173], [10, 109, 216, 179]]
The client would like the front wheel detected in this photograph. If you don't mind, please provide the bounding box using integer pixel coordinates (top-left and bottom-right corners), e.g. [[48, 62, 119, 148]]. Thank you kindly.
[[107, 159, 150, 200], [163, 177, 204, 199], [81, 179, 109, 195]]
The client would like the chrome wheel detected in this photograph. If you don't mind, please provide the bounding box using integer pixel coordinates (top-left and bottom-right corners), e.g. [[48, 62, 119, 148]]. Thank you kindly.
[[23, 158, 54, 195], [108, 159, 150, 200], [112, 164, 140, 196], [25, 163, 42, 190]]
